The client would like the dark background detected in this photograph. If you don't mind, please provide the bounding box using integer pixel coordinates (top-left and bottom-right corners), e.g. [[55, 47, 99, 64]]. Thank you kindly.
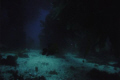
[[0, 0, 120, 58], [0, 0, 53, 49]]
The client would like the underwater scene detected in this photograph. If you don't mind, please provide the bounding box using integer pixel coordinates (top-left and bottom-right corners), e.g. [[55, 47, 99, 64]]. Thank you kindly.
[[0, 0, 120, 80]]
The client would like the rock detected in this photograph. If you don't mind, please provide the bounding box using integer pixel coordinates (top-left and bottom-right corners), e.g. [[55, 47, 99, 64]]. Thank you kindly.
[[49, 70, 58, 75], [87, 68, 120, 80], [0, 55, 18, 66], [39, 76, 46, 80], [0, 54, 2, 60], [18, 52, 29, 58], [42, 48, 48, 55]]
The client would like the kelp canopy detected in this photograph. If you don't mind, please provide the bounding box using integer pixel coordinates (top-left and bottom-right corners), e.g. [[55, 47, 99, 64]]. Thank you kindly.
[[39, 0, 120, 58]]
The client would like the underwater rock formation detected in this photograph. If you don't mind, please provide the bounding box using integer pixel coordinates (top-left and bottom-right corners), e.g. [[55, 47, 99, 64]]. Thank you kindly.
[[0, 55, 18, 66], [42, 43, 59, 56], [87, 68, 120, 80]]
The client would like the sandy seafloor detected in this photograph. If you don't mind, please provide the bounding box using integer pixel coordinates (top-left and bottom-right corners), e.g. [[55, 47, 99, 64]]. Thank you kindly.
[[0, 50, 120, 80]]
